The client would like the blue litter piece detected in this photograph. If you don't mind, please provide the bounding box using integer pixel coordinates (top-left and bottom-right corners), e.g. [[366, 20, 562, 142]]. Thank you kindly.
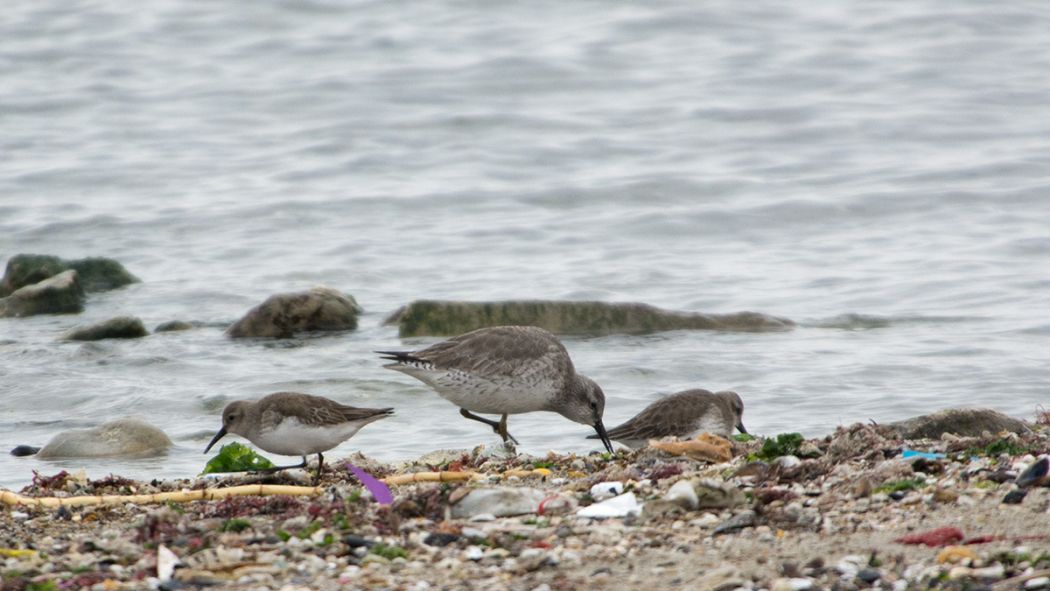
[[902, 449, 946, 460]]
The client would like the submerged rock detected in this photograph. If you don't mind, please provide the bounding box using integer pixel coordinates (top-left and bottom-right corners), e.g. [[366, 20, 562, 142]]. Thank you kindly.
[[385, 299, 795, 337], [37, 418, 173, 459], [886, 408, 1030, 439], [227, 286, 362, 338], [154, 320, 195, 332], [64, 316, 149, 341], [0, 270, 85, 317], [0, 253, 139, 296]]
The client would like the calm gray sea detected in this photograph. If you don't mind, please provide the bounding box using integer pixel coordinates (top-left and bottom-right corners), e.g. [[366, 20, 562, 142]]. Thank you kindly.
[[2, 0, 1049, 490]]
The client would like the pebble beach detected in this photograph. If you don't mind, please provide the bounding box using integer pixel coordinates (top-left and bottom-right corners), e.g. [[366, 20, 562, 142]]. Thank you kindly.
[[3, 416, 1049, 591]]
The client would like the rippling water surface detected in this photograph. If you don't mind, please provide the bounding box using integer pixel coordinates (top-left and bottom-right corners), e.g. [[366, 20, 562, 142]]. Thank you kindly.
[[2, 0, 1049, 489]]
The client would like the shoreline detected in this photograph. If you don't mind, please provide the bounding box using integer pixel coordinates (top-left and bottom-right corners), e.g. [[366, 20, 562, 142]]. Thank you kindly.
[[2, 417, 1049, 591]]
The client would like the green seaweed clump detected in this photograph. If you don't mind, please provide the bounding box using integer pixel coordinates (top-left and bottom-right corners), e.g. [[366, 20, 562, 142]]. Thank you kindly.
[[967, 437, 1030, 458], [203, 442, 276, 474], [370, 543, 409, 560], [755, 432, 804, 460], [874, 477, 926, 495]]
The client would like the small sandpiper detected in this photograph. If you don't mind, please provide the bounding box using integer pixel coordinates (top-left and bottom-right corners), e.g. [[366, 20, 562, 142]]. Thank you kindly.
[[590, 389, 747, 449], [204, 391, 393, 483], [378, 325, 613, 452]]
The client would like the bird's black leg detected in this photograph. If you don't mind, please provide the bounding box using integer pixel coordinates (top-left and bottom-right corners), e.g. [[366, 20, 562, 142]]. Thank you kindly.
[[496, 414, 520, 446], [460, 409, 521, 444], [314, 452, 325, 485]]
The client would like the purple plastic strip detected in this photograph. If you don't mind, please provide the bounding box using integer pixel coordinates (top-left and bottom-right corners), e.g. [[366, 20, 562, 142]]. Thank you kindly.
[[345, 463, 393, 505]]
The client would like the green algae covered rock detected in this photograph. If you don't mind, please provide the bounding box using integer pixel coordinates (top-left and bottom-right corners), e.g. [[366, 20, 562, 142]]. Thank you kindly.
[[0, 269, 85, 317], [0, 253, 139, 296], [385, 299, 795, 337], [63, 316, 149, 341]]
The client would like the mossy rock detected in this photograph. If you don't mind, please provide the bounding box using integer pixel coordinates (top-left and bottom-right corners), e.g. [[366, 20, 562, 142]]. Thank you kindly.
[[63, 316, 149, 341], [0, 270, 85, 317], [0, 253, 138, 296], [385, 299, 795, 337], [227, 286, 362, 338], [887, 408, 1031, 439]]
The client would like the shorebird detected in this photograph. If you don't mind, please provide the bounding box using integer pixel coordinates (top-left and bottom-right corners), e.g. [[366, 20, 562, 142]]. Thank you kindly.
[[204, 392, 393, 483], [378, 325, 614, 452], [590, 389, 747, 449]]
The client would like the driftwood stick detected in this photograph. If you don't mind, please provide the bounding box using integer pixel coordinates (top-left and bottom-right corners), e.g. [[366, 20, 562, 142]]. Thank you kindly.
[[0, 484, 320, 509]]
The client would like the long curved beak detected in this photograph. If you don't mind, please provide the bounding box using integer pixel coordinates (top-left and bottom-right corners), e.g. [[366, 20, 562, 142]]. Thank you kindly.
[[736, 421, 748, 435], [593, 420, 614, 453], [204, 425, 228, 453]]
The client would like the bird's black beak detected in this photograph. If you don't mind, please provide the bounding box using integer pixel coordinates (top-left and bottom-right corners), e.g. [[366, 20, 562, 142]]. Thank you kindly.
[[593, 420, 613, 453], [204, 425, 227, 454], [736, 421, 748, 435]]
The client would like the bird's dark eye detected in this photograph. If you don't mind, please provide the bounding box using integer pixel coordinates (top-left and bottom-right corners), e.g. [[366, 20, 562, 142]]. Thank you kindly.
[[589, 402, 597, 409]]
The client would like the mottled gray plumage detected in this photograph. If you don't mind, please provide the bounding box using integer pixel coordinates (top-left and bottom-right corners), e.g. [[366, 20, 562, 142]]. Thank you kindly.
[[204, 391, 393, 482], [591, 389, 746, 449], [378, 325, 613, 452]]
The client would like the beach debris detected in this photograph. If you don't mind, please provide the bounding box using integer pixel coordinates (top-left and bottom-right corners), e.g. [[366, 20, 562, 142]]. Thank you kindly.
[[203, 442, 276, 474], [902, 449, 946, 460], [1, 483, 320, 509], [346, 463, 393, 505], [157, 544, 182, 582], [936, 546, 978, 564], [382, 471, 474, 485], [589, 481, 624, 501], [894, 526, 965, 547], [662, 479, 699, 510], [649, 433, 732, 462], [576, 492, 642, 518], [449, 487, 548, 519], [756, 432, 806, 460]]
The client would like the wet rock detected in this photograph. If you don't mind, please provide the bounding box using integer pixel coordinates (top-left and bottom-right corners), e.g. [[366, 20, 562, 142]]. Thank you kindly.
[[9, 445, 40, 456], [384, 299, 795, 337], [37, 418, 173, 459], [713, 510, 756, 535], [423, 533, 460, 547], [857, 568, 881, 583], [0, 270, 85, 317], [1002, 489, 1028, 504], [886, 408, 1030, 439], [0, 254, 138, 296], [63, 316, 149, 341], [226, 286, 362, 338], [450, 487, 548, 519], [1016, 457, 1048, 488], [155, 320, 195, 332]]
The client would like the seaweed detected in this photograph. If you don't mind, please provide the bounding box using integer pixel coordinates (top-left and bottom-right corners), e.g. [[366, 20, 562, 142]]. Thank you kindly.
[[202, 442, 276, 474], [754, 433, 805, 461]]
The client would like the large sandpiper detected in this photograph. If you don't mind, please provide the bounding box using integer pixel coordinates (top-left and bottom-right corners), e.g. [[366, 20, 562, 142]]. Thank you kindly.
[[378, 325, 614, 452], [590, 389, 747, 449], [204, 391, 393, 483]]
